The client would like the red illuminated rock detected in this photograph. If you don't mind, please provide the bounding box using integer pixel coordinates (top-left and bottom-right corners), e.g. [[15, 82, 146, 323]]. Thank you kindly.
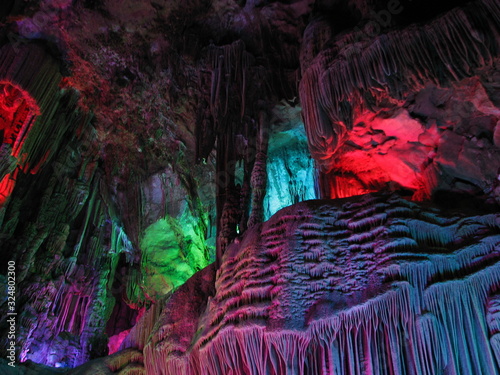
[[300, 0, 500, 204]]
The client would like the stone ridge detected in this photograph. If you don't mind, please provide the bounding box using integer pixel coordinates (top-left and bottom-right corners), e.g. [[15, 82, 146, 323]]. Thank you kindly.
[[136, 193, 500, 374]]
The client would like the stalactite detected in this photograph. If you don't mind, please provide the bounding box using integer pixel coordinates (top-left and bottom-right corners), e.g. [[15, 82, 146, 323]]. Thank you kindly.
[[207, 40, 249, 128], [200, 40, 263, 267], [299, 0, 500, 167], [22, 91, 93, 173], [0, 82, 122, 366], [0, 43, 61, 170], [487, 292, 500, 367], [0, 82, 39, 159], [0, 44, 60, 117], [238, 178, 251, 235], [299, 17, 334, 75]]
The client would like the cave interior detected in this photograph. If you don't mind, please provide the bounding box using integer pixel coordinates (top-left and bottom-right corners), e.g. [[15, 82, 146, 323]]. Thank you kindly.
[[1, 0, 500, 374]]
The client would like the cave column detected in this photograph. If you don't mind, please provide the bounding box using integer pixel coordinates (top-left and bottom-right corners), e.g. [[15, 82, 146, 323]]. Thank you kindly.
[[247, 109, 269, 228]]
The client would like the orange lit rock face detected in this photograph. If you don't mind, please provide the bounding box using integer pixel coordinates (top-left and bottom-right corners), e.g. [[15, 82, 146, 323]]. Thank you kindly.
[[0, 82, 39, 206]]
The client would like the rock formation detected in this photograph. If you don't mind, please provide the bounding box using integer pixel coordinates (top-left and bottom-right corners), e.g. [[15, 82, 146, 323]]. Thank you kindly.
[[0, 0, 499, 374]]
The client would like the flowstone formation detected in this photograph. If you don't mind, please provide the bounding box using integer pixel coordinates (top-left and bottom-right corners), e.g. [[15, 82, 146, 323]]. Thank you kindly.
[[70, 193, 500, 375]]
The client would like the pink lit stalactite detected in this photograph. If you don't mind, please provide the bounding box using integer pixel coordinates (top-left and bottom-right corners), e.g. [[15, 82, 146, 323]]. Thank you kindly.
[[299, 0, 500, 200]]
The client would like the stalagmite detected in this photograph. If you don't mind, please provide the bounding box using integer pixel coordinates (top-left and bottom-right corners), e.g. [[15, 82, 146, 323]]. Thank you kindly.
[[248, 110, 269, 229]]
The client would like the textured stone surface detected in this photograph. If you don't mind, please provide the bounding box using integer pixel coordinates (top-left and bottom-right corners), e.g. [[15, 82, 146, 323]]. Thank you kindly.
[[300, 0, 500, 204], [264, 103, 317, 220], [321, 76, 500, 203], [137, 194, 500, 374]]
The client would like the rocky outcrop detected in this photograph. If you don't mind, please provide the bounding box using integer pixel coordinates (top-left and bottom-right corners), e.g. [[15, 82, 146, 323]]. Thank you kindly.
[[300, 0, 500, 204], [124, 193, 500, 374]]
